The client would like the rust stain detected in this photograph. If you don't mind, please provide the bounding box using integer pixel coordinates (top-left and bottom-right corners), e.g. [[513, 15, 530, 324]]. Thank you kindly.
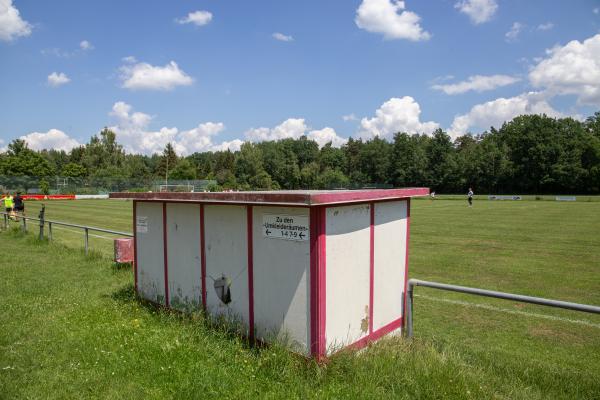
[[360, 305, 369, 333]]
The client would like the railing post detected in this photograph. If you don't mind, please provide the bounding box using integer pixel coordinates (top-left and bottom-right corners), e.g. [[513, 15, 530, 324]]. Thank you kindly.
[[22, 217, 26, 232], [38, 204, 45, 241], [48, 222, 53, 241], [405, 279, 600, 337], [84, 227, 89, 255], [406, 280, 414, 338]]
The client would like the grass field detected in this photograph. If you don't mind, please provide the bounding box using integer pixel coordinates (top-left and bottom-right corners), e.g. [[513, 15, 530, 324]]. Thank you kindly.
[[1, 198, 600, 399]]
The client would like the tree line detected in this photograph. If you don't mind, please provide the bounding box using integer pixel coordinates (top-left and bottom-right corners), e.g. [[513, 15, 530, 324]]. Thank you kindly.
[[1, 112, 599, 194]]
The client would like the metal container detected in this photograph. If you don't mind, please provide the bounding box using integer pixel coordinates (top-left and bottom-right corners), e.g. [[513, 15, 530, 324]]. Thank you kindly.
[[110, 188, 428, 357]]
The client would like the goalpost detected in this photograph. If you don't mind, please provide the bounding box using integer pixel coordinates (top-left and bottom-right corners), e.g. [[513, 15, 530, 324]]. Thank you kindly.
[[159, 184, 195, 192]]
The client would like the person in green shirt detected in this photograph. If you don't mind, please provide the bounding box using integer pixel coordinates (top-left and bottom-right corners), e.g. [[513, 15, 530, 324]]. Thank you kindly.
[[3, 193, 13, 213]]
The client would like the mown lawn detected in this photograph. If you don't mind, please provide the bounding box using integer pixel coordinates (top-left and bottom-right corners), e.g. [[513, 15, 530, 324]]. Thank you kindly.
[[1, 198, 599, 399]]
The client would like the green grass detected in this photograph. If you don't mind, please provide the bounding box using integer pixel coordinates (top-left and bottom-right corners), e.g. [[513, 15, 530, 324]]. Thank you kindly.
[[18, 199, 134, 257], [1, 199, 599, 399]]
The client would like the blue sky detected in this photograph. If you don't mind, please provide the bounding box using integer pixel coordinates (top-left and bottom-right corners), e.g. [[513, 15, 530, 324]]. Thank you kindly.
[[1, 0, 600, 155]]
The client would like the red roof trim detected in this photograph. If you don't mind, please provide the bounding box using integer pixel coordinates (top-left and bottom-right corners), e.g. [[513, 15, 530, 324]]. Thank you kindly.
[[109, 188, 429, 206]]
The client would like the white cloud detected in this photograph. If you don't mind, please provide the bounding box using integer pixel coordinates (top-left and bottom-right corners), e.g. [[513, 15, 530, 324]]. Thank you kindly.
[[79, 40, 93, 50], [505, 22, 524, 42], [0, 0, 32, 42], [122, 55, 137, 63], [47, 72, 70, 87], [245, 118, 308, 142], [342, 113, 357, 121], [529, 34, 600, 106], [355, 0, 431, 41], [454, 0, 497, 24], [594, 8, 599, 15], [307, 127, 348, 148], [211, 139, 244, 152], [42, 43, 88, 58], [432, 74, 521, 95], [173, 122, 226, 155], [176, 10, 213, 26], [119, 61, 194, 91], [537, 22, 554, 31], [359, 97, 439, 138], [272, 32, 293, 42], [108, 102, 235, 155], [41, 48, 71, 57], [449, 92, 562, 137], [20, 129, 80, 152]]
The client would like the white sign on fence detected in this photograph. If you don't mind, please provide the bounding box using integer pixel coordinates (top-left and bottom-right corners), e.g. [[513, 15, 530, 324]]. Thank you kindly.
[[136, 216, 148, 233], [488, 195, 522, 201], [556, 196, 576, 201], [262, 214, 309, 242]]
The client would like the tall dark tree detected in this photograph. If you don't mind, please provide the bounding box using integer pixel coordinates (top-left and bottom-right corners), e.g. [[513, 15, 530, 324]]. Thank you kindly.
[[155, 143, 178, 180]]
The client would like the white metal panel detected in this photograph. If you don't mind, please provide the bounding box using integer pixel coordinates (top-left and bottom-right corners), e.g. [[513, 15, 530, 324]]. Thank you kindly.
[[166, 203, 202, 311], [136, 202, 166, 304], [204, 205, 249, 326], [373, 200, 407, 331], [252, 206, 310, 355], [325, 203, 370, 352]]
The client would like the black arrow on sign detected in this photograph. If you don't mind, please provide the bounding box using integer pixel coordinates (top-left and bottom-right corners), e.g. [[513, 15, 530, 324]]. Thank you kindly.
[[299, 232, 305, 239], [265, 229, 271, 235]]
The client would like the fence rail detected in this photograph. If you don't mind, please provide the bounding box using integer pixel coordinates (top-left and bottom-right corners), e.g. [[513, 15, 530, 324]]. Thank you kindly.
[[1, 210, 133, 255], [405, 278, 600, 337]]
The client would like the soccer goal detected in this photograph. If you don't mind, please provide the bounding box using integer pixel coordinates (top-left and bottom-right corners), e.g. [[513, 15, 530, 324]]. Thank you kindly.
[[159, 184, 195, 192]]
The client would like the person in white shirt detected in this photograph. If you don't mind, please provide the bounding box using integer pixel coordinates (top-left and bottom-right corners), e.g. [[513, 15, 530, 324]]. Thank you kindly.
[[467, 188, 474, 207]]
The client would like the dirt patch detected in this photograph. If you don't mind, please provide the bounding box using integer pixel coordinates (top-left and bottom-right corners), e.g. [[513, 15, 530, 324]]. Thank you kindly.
[[527, 324, 587, 346]]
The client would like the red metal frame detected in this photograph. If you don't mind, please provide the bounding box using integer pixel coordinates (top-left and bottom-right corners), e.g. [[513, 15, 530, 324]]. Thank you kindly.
[[348, 318, 403, 350], [309, 188, 427, 205], [369, 202, 375, 335], [162, 202, 170, 307], [317, 206, 327, 358], [200, 204, 207, 310], [133, 200, 138, 292], [402, 198, 411, 328], [109, 188, 428, 207], [246, 205, 255, 342], [309, 207, 319, 356]]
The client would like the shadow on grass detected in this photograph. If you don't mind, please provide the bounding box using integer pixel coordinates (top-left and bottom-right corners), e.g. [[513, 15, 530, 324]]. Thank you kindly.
[[112, 261, 133, 271], [110, 283, 274, 354]]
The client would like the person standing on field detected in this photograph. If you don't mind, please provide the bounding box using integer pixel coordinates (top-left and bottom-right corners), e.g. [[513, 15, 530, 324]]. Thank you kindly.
[[3, 193, 13, 214], [13, 192, 24, 218], [467, 187, 474, 207]]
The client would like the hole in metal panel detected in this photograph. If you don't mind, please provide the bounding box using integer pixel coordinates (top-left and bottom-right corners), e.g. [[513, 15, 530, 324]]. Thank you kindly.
[[214, 275, 232, 304]]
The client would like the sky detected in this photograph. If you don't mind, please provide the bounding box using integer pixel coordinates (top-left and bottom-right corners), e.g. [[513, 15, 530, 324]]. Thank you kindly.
[[1, 0, 600, 155]]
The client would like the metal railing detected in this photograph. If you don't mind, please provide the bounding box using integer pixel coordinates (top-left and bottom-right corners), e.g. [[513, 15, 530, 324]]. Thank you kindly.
[[1, 209, 132, 255], [405, 279, 600, 337]]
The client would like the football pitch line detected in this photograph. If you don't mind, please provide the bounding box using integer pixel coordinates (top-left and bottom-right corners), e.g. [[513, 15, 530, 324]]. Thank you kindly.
[[416, 294, 600, 329]]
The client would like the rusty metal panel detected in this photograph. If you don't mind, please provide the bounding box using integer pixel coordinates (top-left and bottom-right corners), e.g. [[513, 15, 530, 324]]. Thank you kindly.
[[114, 238, 134, 263]]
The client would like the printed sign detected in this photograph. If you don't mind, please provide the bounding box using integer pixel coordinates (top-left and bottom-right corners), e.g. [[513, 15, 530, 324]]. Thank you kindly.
[[262, 214, 309, 242], [136, 216, 148, 233], [488, 195, 522, 201]]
